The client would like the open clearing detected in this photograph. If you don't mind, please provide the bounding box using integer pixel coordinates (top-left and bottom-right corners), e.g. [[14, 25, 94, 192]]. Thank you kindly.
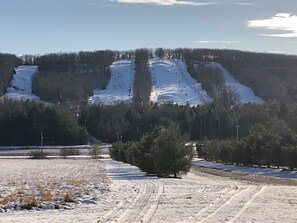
[[1, 158, 297, 222]]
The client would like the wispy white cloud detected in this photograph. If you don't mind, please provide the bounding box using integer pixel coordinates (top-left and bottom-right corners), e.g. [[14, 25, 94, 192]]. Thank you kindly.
[[236, 2, 254, 6], [110, 0, 215, 6], [247, 13, 297, 38], [196, 40, 240, 44]]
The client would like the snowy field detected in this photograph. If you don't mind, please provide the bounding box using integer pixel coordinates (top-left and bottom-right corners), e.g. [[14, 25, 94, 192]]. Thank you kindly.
[[208, 62, 264, 104], [193, 158, 297, 179], [89, 60, 134, 104], [3, 66, 40, 101], [150, 59, 211, 106], [2, 158, 297, 222]]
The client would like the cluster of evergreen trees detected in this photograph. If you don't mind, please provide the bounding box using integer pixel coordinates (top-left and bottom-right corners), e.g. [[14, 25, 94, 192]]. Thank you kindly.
[[80, 100, 291, 143], [110, 124, 194, 177], [201, 119, 297, 170], [0, 100, 87, 146]]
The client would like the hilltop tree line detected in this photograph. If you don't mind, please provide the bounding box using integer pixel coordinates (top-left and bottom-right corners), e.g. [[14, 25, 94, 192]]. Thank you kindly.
[[133, 49, 152, 104], [0, 53, 20, 96], [10, 48, 297, 105]]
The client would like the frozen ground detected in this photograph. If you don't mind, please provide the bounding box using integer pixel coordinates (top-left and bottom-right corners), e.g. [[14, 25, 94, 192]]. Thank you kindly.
[[208, 62, 264, 104], [89, 60, 134, 104], [3, 66, 40, 101], [150, 59, 211, 106], [2, 158, 297, 222], [193, 158, 297, 179]]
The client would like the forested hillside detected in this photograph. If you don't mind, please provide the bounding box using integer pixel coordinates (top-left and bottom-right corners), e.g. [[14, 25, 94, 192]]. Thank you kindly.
[[0, 53, 20, 96], [31, 51, 116, 103], [158, 48, 297, 103]]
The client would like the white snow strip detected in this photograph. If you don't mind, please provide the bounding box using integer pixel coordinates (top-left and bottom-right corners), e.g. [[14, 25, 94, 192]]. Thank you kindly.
[[208, 62, 264, 104], [3, 66, 40, 101], [89, 60, 134, 105], [150, 59, 211, 106], [192, 158, 297, 179]]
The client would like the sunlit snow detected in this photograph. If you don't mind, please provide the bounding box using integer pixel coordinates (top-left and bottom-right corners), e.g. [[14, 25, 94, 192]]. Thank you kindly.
[[89, 60, 134, 104], [3, 66, 39, 101], [150, 59, 211, 106]]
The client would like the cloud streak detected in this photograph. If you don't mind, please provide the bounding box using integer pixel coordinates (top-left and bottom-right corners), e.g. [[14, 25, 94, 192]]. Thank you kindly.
[[196, 40, 240, 44], [110, 0, 214, 6], [247, 13, 297, 38]]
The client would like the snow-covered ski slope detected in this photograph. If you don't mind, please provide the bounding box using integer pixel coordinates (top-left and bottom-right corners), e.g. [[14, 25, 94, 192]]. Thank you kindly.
[[89, 60, 134, 105], [4, 66, 40, 101], [150, 59, 211, 106], [209, 62, 264, 104]]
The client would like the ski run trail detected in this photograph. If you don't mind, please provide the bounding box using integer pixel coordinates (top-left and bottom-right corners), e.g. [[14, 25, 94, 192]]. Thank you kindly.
[[89, 58, 263, 106], [2, 158, 297, 222], [207, 62, 264, 104], [149, 59, 211, 106], [3, 66, 40, 101], [89, 60, 134, 105]]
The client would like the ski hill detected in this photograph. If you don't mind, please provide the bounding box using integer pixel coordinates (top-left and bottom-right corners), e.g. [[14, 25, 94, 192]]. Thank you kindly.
[[150, 59, 211, 106], [208, 62, 264, 104], [89, 60, 134, 105], [3, 66, 40, 101]]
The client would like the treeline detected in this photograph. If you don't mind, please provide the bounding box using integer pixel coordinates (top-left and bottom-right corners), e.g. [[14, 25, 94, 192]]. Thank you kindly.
[[0, 53, 20, 96], [132, 49, 152, 104], [200, 119, 297, 170], [0, 100, 87, 146], [110, 124, 194, 177], [80, 100, 293, 143]]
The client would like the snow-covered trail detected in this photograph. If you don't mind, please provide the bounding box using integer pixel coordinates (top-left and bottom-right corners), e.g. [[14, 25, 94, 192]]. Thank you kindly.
[[2, 158, 297, 222], [3, 66, 40, 101], [150, 59, 211, 106], [208, 62, 264, 104], [89, 60, 134, 104], [97, 159, 297, 223]]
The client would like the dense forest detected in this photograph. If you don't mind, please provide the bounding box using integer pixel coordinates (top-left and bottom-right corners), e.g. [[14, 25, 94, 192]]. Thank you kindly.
[[0, 100, 87, 146]]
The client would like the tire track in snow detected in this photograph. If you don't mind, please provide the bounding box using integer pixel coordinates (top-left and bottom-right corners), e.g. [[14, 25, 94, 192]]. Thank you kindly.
[[98, 159, 164, 223], [228, 185, 267, 223], [195, 185, 264, 223]]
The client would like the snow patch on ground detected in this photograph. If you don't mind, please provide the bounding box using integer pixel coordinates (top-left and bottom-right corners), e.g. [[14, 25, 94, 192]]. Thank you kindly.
[[2, 158, 297, 222], [208, 62, 264, 104], [3, 66, 40, 101], [89, 60, 134, 104], [193, 158, 297, 179], [150, 59, 211, 106]]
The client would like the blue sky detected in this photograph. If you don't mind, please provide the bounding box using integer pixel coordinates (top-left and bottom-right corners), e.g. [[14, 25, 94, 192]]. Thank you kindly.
[[0, 0, 296, 55]]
